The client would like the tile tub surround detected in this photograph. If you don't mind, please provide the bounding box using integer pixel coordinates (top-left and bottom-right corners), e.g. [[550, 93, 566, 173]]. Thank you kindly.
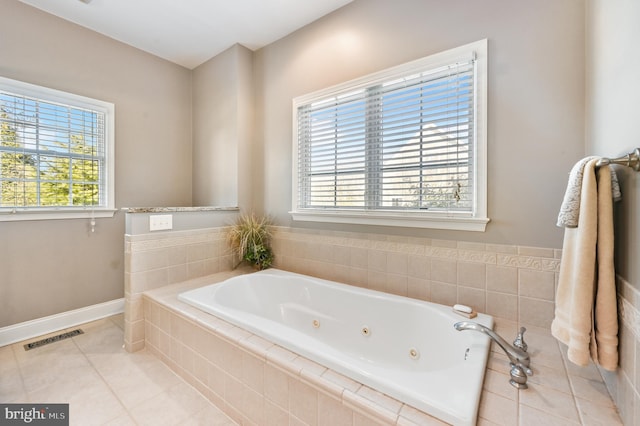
[[143, 272, 622, 426], [599, 276, 640, 426], [270, 227, 561, 329], [124, 226, 235, 352], [125, 224, 561, 352], [125, 224, 635, 423]]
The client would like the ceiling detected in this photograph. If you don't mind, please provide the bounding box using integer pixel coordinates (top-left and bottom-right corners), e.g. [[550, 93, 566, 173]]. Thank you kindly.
[[18, 0, 353, 69]]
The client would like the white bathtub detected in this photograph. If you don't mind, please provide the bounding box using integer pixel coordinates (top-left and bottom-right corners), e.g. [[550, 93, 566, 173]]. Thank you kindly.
[[178, 269, 493, 426]]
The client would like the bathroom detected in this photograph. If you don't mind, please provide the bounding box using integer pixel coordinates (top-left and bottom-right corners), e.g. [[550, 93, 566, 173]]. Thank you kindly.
[[1, 0, 639, 424]]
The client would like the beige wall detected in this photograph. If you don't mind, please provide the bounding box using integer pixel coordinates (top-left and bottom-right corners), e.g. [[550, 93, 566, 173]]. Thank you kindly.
[[586, 0, 640, 285], [253, 0, 585, 249], [587, 0, 640, 423], [0, 0, 587, 324], [0, 1, 192, 327], [192, 44, 254, 207]]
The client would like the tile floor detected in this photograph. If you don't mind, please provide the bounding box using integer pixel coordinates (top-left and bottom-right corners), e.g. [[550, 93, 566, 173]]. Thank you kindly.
[[0, 314, 236, 426]]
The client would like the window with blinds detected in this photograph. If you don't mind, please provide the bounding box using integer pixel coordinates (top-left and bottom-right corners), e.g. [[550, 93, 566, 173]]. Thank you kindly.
[[0, 76, 115, 220], [291, 40, 488, 231]]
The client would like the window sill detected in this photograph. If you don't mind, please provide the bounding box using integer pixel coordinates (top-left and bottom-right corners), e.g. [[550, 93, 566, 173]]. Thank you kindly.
[[0, 209, 117, 222], [290, 210, 490, 232]]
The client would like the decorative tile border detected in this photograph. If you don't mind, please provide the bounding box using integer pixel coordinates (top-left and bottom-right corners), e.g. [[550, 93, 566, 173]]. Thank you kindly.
[[603, 275, 640, 425], [618, 277, 640, 340], [126, 227, 229, 254], [496, 254, 561, 272], [124, 206, 238, 213], [458, 249, 497, 264], [272, 226, 561, 273]]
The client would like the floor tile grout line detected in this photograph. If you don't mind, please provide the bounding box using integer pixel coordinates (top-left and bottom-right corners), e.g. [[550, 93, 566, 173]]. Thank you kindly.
[[559, 339, 626, 424], [8, 341, 29, 403], [556, 338, 585, 425], [91, 347, 184, 422], [67, 319, 138, 425], [67, 315, 230, 425], [10, 337, 72, 402]]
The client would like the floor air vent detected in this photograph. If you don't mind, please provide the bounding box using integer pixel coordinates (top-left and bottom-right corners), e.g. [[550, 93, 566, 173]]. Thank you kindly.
[[23, 329, 84, 351]]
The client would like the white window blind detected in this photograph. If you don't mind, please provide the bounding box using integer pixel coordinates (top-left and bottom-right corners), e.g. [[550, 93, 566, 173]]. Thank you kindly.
[[0, 76, 115, 220], [292, 40, 488, 231]]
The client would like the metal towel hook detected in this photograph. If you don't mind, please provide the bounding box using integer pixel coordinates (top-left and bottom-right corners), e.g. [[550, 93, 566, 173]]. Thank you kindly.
[[596, 148, 640, 171]]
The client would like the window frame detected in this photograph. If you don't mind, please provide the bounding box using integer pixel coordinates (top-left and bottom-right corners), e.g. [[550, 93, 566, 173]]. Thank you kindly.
[[0, 76, 116, 222], [291, 39, 489, 231]]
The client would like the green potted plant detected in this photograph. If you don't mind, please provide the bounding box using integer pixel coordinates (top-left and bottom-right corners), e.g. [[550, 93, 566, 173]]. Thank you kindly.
[[227, 213, 274, 270]]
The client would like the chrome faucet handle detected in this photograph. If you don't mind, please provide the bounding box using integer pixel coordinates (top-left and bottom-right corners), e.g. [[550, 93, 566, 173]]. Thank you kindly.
[[509, 363, 529, 389], [513, 327, 528, 353], [520, 363, 533, 377], [454, 321, 533, 388]]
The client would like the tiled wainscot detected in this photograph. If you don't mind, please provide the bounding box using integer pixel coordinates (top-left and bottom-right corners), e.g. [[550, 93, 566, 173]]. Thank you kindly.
[[124, 225, 636, 424]]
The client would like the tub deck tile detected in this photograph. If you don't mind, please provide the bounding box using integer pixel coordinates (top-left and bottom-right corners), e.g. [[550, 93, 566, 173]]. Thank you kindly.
[[478, 390, 518, 425], [223, 324, 253, 344], [193, 311, 230, 334], [518, 382, 581, 423], [397, 404, 449, 426], [266, 345, 301, 371], [303, 370, 348, 400], [240, 334, 275, 358], [294, 355, 329, 377], [482, 369, 519, 401], [343, 388, 399, 425], [574, 396, 624, 425], [525, 362, 572, 394], [518, 404, 580, 426], [356, 385, 403, 415], [321, 369, 362, 394]]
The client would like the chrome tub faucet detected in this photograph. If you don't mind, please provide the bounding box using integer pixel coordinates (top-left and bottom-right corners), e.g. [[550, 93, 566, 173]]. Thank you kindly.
[[454, 321, 533, 389]]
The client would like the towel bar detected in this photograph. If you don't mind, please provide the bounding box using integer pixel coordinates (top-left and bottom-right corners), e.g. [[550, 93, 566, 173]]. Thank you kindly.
[[596, 148, 640, 171]]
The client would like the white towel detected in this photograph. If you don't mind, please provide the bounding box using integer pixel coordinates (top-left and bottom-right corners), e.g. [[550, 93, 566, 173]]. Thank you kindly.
[[551, 159, 618, 370], [557, 156, 621, 228]]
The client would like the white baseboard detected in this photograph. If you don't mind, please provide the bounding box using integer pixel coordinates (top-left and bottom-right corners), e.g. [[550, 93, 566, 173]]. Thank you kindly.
[[0, 298, 125, 347]]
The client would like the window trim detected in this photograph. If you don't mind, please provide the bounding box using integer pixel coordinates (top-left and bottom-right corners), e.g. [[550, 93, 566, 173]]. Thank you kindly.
[[0, 76, 116, 221], [290, 39, 489, 231]]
